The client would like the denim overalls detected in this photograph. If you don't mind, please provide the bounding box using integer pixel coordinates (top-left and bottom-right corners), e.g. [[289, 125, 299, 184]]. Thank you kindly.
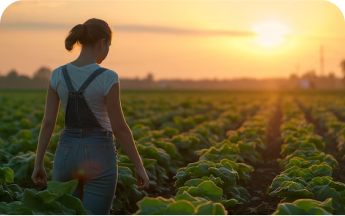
[[52, 64, 119, 215]]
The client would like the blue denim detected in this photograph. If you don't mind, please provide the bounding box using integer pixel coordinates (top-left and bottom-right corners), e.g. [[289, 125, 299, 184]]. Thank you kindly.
[[52, 128, 119, 215]]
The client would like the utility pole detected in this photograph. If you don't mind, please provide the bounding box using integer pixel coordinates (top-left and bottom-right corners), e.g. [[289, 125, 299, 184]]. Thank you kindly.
[[320, 45, 324, 77]]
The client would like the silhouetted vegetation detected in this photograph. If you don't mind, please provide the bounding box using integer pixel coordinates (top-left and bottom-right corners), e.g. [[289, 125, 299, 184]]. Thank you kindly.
[[0, 67, 51, 89], [340, 59, 345, 85], [1, 62, 345, 90]]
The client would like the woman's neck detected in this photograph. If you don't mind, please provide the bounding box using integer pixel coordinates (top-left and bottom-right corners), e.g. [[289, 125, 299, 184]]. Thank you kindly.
[[71, 47, 98, 67]]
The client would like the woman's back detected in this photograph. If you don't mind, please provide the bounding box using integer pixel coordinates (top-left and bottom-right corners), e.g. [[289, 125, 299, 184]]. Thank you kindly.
[[50, 62, 119, 132]]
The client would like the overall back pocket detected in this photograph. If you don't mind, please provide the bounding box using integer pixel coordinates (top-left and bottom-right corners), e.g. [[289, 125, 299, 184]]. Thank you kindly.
[[53, 143, 72, 170], [84, 144, 111, 170]]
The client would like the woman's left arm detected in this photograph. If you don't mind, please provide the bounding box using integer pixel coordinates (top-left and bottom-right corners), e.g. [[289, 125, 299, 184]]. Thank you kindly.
[[34, 82, 60, 168]]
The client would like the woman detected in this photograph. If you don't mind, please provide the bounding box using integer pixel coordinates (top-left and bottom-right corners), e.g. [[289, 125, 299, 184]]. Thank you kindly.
[[31, 18, 150, 215]]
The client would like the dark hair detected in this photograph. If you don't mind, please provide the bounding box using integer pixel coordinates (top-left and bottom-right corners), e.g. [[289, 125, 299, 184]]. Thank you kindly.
[[65, 18, 113, 52]]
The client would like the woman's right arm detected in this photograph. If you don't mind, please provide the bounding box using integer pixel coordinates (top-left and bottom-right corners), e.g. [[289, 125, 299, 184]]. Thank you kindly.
[[105, 82, 149, 190]]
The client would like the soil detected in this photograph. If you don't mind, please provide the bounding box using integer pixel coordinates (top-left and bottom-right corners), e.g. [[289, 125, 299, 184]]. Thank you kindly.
[[228, 161, 282, 215], [228, 101, 283, 215], [333, 155, 345, 184]]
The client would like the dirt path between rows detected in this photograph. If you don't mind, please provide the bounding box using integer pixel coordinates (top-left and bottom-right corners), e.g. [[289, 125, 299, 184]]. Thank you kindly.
[[229, 100, 283, 215]]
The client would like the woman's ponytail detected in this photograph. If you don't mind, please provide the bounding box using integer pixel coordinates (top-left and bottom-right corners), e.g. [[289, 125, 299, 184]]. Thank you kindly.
[[64, 18, 112, 52], [65, 24, 86, 52]]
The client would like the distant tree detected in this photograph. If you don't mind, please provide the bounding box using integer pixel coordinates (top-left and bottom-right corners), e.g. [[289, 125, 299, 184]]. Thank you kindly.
[[328, 71, 336, 79], [340, 59, 345, 85], [340, 60, 345, 77], [300, 70, 317, 89], [301, 70, 317, 80], [7, 69, 18, 79], [16, 75, 32, 89], [0, 75, 4, 87], [33, 66, 51, 81], [32, 66, 51, 88], [145, 72, 154, 82], [6, 70, 19, 88], [0, 70, 18, 88], [289, 73, 299, 80]]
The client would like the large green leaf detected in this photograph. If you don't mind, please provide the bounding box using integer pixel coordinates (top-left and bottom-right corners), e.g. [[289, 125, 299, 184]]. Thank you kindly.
[[56, 194, 91, 215], [274, 198, 334, 215], [135, 196, 174, 215], [269, 181, 314, 201], [294, 198, 333, 214], [0, 167, 14, 184], [310, 185, 345, 213], [163, 200, 195, 214], [46, 179, 78, 198], [197, 180, 223, 202], [195, 201, 228, 215]]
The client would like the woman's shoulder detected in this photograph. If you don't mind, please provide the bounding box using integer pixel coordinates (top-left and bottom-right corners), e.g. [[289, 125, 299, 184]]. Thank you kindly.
[[102, 68, 118, 77], [51, 65, 64, 77], [49, 66, 64, 91], [101, 69, 120, 96], [50, 66, 63, 81], [102, 68, 119, 81]]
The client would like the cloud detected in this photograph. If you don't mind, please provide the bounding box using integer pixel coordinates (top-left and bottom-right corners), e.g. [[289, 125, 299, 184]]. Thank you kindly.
[[1, 21, 343, 41], [15, 1, 66, 8], [0, 22, 68, 29], [114, 24, 257, 37], [0, 22, 258, 38]]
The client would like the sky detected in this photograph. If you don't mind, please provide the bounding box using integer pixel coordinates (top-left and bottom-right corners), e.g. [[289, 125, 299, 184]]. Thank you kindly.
[[0, 0, 345, 80]]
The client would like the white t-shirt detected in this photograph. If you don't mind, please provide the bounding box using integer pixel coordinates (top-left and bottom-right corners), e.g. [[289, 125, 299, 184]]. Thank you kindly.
[[50, 62, 119, 132]]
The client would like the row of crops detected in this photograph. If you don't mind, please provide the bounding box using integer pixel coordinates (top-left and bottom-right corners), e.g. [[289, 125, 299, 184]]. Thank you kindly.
[[300, 97, 345, 159], [2, 90, 345, 215], [266, 98, 345, 214]]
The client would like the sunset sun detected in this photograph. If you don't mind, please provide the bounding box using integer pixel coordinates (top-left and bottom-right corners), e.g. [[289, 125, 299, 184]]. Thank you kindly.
[[253, 21, 290, 47]]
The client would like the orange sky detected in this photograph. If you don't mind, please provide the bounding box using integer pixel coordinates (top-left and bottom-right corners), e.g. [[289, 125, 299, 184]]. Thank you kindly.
[[0, 0, 345, 80]]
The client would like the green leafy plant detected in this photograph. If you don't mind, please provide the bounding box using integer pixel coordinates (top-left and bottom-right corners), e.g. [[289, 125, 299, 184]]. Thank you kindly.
[[0, 179, 92, 215], [273, 198, 333, 215], [134, 191, 228, 215]]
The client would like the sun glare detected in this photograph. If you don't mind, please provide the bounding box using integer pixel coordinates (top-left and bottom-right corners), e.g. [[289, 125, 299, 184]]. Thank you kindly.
[[253, 21, 290, 47]]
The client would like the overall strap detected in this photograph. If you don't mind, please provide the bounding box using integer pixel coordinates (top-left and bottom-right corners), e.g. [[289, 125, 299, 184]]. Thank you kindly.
[[78, 68, 108, 94], [62, 65, 76, 92]]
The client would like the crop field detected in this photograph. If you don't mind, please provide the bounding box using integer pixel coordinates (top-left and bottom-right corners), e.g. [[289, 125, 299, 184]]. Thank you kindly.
[[1, 90, 345, 215]]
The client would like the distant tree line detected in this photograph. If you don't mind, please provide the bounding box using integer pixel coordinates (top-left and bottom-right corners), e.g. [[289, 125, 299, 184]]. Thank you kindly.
[[0, 68, 156, 90], [0, 67, 51, 89], [341, 60, 345, 82], [289, 59, 345, 82], [2, 61, 345, 90]]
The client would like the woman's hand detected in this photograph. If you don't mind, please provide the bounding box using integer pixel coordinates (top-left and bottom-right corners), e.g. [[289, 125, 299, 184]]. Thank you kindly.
[[31, 165, 47, 186], [134, 166, 150, 191]]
